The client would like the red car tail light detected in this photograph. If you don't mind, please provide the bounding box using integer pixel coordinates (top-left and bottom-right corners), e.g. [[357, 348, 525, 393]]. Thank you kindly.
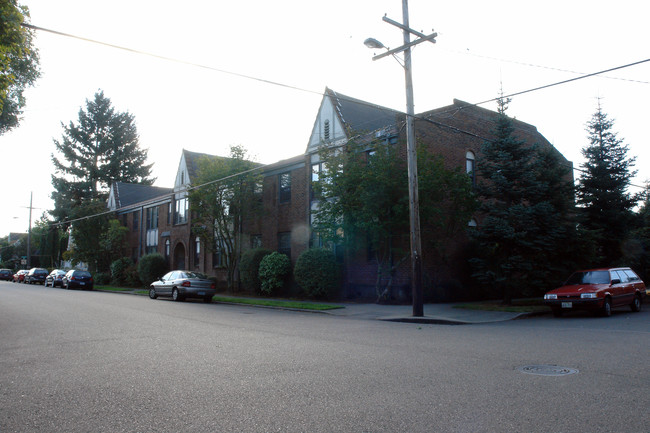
[[210, 283, 215, 290], [182, 281, 191, 287]]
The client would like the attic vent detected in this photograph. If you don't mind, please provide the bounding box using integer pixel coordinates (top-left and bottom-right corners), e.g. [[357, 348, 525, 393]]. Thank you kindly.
[[324, 119, 330, 140]]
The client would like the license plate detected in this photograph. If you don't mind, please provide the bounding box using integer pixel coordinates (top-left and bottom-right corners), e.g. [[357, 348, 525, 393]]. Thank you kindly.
[[561, 302, 572, 309], [198, 291, 205, 296], [79, 282, 85, 286]]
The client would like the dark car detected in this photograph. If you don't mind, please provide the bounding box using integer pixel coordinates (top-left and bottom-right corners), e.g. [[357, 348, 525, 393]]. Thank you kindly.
[[45, 269, 67, 287], [544, 267, 646, 317], [13, 269, 29, 283], [149, 270, 216, 302], [62, 270, 94, 290], [0, 269, 13, 281], [25, 268, 49, 285]]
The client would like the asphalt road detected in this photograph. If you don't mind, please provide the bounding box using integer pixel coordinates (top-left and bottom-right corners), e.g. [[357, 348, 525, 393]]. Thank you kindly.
[[1, 281, 649, 433]]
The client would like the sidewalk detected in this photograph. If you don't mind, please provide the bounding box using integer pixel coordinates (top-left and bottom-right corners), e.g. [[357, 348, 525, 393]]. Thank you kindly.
[[99, 288, 540, 324], [317, 302, 534, 324]]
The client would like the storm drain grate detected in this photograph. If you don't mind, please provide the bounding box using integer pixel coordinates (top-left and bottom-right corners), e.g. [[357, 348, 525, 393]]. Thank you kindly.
[[517, 365, 578, 376]]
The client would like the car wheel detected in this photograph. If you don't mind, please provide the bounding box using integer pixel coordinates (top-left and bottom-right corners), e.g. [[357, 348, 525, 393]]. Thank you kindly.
[[149, 287, 157, 299], [602, 297, 612, 317], [172, 288, 183, 302], [552, 308, 563, 318], [630, 295, 642, 312]]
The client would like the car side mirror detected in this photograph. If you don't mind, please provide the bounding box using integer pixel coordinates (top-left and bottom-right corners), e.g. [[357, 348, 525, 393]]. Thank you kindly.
[[611, 278, 621, 285]]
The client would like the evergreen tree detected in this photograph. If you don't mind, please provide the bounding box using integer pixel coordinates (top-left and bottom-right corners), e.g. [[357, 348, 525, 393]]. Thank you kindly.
[[51, 90, 153, 221], [470, 98, 574, 303], [0, 0, 40, 135], [576, 102, 638, 266]]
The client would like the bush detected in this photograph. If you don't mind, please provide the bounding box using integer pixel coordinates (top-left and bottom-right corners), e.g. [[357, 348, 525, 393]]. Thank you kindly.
[[110, 257, 133, 286], [137, 253, 167, 286], [240, 248, 273, 292], [294, 248, 340, 299], [94, 272, 111, 285], [258, 252, 291, 295]]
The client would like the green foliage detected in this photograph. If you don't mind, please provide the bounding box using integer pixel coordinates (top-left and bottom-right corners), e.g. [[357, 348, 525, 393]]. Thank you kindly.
[[0, 0, 40, 134], [50, 91, 153, 222], [294, 248, 340, 299], [470, 98, 575, 303], [258, 252, 291, 295], [313, 135, 477, 300], [137, 253, 167, 286], [189, 145, 262, 290], [67, 200, 111, 272], [577, 103, 638, 266], [110, 257, 133, 286], [239, 247, 272, 292], [94, 272, 111, 285]]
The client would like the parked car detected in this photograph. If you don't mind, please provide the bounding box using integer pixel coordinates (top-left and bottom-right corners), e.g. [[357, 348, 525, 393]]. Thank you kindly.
[[544, 267, 646, 317], [13, 269, 28, 283], [0, 269, 13, 281], [149, 270, 216, 302], [62, 270, 94, 290], [45, 269, 67, 287], [25, 268, 49, 284]]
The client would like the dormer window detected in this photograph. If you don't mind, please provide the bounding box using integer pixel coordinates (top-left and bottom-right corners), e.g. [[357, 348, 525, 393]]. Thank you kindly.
[[324, 119, 330, 141]]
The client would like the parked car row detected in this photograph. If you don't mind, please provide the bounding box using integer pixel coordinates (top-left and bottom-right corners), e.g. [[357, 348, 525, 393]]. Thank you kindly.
[[9, 268, 94, 290]]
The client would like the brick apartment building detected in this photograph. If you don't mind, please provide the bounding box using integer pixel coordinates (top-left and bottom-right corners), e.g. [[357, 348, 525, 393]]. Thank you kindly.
[[107, 88, 572, 300]]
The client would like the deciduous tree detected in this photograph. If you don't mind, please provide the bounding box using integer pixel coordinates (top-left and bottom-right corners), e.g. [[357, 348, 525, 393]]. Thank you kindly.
[[0, 0, 40, 135], [189, 145, 262, 290]]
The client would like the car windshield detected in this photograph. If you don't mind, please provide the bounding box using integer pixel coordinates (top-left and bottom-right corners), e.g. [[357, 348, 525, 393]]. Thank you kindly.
[[565, 271, 610, 285], [75, 271, 91, 277]]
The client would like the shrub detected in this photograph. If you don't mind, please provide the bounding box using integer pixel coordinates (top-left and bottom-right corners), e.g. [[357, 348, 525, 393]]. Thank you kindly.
[[110, 257, 133, 286], [258, 252, 291, 295], [240, 248, 273, 292], [94, 272, 111, 285], [137, 253, 167, 286], [294, 248, 340, 299]]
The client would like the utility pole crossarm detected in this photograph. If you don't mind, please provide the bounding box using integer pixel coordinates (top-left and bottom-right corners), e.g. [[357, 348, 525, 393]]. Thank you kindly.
[[371, 31, 438, 61], [382, 15, 437, 44]]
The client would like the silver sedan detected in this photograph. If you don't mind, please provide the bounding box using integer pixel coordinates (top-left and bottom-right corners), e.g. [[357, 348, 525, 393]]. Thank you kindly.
[[149, 270, 216, 302]]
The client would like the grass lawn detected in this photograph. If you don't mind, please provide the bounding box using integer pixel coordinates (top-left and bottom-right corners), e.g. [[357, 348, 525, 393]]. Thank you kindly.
[[212, 296, 344, 311], [94, 285, 135, 292]]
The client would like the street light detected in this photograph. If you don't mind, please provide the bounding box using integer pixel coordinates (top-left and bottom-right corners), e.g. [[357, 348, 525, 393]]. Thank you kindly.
[[365, 0, 436, 317]]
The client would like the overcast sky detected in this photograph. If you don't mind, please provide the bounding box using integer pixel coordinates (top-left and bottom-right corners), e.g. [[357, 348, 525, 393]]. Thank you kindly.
[[2, 0, 648, 237]]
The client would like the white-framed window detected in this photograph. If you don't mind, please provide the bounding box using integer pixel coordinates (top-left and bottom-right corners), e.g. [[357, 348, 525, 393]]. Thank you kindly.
[[466, 151, 476, 186]]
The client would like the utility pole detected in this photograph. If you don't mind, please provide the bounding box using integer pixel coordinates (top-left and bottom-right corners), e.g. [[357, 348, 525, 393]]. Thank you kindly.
[[365, 0, 436, 317], [27, 191, 33, 268]]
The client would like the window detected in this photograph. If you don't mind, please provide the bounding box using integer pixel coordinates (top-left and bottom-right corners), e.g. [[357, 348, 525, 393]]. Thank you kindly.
[[167, 202, 172, 224], [213, 238, 230, 268], [466, 151, 476, 186], [164, 239, 170, 260], [251, 235, 262, 249], [194, 236, 200, 267], [324, 119, 330, 140], [175, 197, 188, 224], [146, 207, 159, 230], [278, 232, 291, 258], [311, 163, 321, 201], [133, 211, 139, 231], [279, 173, 291, 203]]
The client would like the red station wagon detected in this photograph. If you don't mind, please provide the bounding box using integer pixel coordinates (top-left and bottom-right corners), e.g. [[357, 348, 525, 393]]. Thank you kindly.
[[544, 267, 646, 317]]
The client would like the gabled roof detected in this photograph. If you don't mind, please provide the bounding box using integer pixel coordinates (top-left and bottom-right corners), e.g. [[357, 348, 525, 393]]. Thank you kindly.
[[182, 149, 224, 183], [109, 182, 173, 209], [325, 87, 399, 135]]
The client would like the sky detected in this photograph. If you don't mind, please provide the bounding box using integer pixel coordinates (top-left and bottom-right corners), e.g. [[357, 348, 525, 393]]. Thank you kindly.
[[2, 0, 648, 237]]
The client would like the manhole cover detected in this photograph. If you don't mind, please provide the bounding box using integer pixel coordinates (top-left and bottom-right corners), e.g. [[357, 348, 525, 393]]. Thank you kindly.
[[517, 365, 578, 376]]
